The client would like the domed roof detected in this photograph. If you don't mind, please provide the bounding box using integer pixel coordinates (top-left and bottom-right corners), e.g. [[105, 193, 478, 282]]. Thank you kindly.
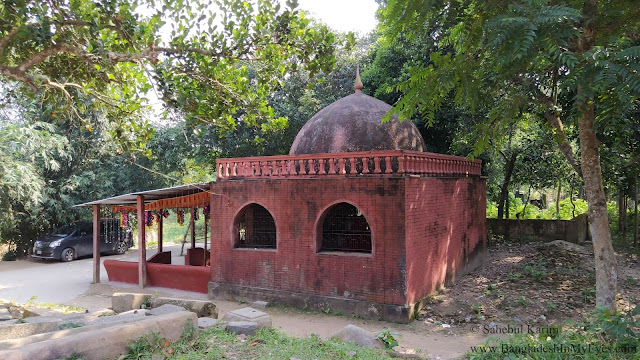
[[289, 73, 426, 155]]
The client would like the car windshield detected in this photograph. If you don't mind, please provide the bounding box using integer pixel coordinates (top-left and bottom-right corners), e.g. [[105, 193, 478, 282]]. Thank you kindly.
[[51, 224, 77, 237]]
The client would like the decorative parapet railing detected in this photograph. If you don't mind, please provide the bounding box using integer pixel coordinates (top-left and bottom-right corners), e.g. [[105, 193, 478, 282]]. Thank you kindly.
[[216, 150, 481, 180]]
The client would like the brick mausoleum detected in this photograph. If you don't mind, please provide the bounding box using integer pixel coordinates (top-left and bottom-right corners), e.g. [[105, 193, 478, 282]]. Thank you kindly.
[[207, 74, 487, 322]]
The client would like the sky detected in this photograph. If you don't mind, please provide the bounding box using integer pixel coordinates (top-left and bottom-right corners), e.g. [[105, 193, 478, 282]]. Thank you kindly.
[[294, 0, 379, 34]]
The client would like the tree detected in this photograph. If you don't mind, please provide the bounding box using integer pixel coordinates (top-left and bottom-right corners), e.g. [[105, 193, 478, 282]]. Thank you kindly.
[[0, 0, 342, 153], [379, 0, 640, 311]]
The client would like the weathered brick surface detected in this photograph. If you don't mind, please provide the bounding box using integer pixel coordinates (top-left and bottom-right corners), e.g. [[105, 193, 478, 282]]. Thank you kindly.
[[209, 175, 486, 309], [210, 177, 407, 305], [404, 177, 487, 304]]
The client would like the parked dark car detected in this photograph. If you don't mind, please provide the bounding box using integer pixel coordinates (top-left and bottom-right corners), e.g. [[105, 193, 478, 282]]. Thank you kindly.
[[32, 219, 133, 262]]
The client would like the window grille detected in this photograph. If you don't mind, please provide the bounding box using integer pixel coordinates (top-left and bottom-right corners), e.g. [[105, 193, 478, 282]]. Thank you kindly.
[[320, 203, 371, 253], [236, 204, 276, 249]]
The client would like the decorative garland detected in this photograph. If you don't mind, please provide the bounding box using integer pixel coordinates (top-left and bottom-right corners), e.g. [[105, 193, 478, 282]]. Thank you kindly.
[[204, 205, 210, 220], [177, 209, 185, 226], [193, 207, 199, 221], [120, 212, 129, 229], [155, 210, 170, 223], [144, 211, 154, 227]]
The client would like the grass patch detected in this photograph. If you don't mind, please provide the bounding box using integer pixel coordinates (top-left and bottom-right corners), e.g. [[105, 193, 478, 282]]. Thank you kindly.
[[25, 296, 84, 313], [131, 214, 208, 248], [59, 322, 84, 330], [467, 305, 640, 359], [122, 324, 396, 359]]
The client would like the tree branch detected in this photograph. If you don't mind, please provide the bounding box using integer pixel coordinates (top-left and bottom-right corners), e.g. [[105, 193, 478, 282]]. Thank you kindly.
[[0, 27, 22, 52]]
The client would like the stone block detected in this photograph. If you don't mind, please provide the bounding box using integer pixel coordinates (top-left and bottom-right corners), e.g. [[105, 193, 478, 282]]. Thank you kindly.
[[222, 307, 271, 329], [0, 308, 12, 321], [146, 304, 186, 316], [226, 321, 258, 336], [0, 322, 60, 341], [111, 293, 151, 313], [7, 307, 40, 320], [22, 317, 63, 325], [148, 297, 218, 318], [0, 310, 198, 360], [251, 301, 269, 309], [330, 324, 384, 349], [197, 317, 221, 329]]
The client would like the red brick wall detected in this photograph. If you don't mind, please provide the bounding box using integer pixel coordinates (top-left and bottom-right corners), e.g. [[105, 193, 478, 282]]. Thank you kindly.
[[209, 178, 407, 305], [404, 177, 487, 304]]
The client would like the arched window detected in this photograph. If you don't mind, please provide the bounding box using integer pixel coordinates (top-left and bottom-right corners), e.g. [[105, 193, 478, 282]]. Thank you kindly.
[[235, 204, 276, 249], [320, 203, 371, 253]]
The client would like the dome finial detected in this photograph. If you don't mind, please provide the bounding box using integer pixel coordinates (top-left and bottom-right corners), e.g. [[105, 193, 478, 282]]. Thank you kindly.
[[354, 65, 363, 93]]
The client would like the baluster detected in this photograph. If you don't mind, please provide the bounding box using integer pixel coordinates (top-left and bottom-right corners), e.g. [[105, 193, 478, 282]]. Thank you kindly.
[[374, 156, 381, 174], [384, 156, 391, 174], [328, 157, 335, 174], [349, 157, 356, 175], [320, 159, 326, 175], [338, 157, 346, 175], [397, 156, 404, 174]]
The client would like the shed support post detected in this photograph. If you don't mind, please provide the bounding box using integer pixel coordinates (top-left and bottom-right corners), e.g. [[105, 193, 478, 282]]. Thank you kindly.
[[204, 216, 208, 265], [158, 209, 163, 254], [137, 195, 147, 288], [92, 204, 101, 284], [190, 207, 196, 249]]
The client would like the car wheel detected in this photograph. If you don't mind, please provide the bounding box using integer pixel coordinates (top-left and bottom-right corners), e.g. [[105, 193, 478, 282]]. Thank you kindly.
[[115, 241, 127, 255], [61, 248, 74, 262]]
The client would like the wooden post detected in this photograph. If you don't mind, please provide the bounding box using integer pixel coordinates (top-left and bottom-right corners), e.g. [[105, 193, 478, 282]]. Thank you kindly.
[[137, 195, 147, 288], [203, 215, 208, 265], [190, 207, 196, 249], [92, 204, 101, 284], [158, 209, 163, 254]]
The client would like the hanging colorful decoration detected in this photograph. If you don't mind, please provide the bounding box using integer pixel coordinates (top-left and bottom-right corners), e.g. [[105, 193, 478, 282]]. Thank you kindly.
[[145, 211, 154, 227], [193, 207, 199, 221], [177, 209, 185, 226], [155, 209, 170, 223], [120, 212, 129, 229], [203, 205, 210, 220]]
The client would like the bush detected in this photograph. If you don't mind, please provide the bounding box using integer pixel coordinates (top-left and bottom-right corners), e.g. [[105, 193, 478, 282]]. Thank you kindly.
[[1, 249, 17, 261]]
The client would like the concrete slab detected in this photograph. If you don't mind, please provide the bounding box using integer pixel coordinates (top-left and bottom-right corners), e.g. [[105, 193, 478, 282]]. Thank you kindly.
[[0, 308, 12, 321], [149, 297, 218, 318], [146, 304, 186, 316], [226, 321, 258, 336], [0, 322, 59, 341], [197, 317, 221, 329], [0, 310, 198, 360], [223, 307, 271, 329], [111, 293, 150, 313], [251, 301, 269, 309]]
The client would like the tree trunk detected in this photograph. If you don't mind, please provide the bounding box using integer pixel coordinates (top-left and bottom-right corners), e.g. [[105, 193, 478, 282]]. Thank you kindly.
[[544, 110, 583, 178], [578, 101, 618, 312], [556, 181, 562, 219], [635, 173, 638, 247], [521, 184, 533, 219], [179, 221, 192, 256], [618, 191, 624, 233], [498, 153, 518, 219], [622, 194, 628, 242]]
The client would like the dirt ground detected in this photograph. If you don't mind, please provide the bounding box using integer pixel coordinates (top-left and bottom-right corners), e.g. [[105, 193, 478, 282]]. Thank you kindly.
[[419, 239, 639, 328], [27, 239, 640, 359]]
